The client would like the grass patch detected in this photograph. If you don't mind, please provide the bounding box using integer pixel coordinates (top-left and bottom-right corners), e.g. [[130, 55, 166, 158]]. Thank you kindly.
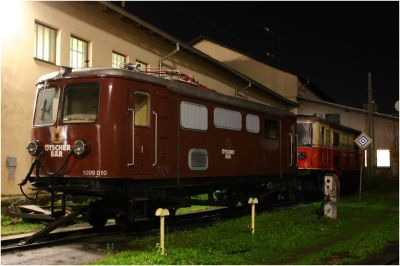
[[1, 215, 45, 236], [95, 189, 398, 265], [176, 205, 211, 215]]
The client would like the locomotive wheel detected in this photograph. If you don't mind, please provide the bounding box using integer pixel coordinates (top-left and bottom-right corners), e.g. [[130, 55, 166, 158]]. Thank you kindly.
[[88, 209, 108, 230], [115, 213, 133, 231], [88, 202, 108, 230]]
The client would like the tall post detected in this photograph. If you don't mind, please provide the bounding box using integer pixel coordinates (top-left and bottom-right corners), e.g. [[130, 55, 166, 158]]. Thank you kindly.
[[248, 197, 258, 235], [367, 72, 375, 176], [155, 208, 170, 256]]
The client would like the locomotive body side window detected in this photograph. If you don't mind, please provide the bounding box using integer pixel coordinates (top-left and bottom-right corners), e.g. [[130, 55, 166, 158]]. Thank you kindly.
[[246, 114, 260, 133], [340, 134, 349, 146], [62, 83, 99, 123], [34, 86, 60, 126], [214, 107, 242, 131], [297, 123, 312, 146], [180, 101, 208, 131], [264, 119, 278, 139], [135, 92, 150, 126]]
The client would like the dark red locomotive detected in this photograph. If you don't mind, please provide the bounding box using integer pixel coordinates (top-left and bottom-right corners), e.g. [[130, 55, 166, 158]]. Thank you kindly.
[[23, 66, 298, 228], [297, 115, 360, 195]]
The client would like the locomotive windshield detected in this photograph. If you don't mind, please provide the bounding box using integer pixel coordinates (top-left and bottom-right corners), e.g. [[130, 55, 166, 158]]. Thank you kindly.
[[62, 83, 100, 123], [33, 86, 60, 126], [297, 123, 312, 146]]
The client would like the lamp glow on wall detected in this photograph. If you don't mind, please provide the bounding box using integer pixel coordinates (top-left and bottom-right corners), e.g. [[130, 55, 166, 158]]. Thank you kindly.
[[0, 0, 23, 42]]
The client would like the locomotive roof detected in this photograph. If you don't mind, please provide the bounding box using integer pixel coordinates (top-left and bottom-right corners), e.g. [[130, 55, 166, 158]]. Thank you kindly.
[[36, 67, 295, 118], [297, 115, 361, 135]]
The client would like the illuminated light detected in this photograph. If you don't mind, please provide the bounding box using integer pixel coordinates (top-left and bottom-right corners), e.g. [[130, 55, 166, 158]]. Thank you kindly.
[[26, 140, 42, 156], [0, 0, 23, 42], [377, 149, 390, 167]]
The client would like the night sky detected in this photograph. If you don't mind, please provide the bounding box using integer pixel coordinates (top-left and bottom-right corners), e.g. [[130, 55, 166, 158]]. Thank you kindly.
[[121, 2, 399, 114]]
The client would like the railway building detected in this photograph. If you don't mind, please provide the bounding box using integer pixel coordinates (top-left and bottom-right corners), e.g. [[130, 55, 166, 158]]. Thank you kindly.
[[193, 37, 399, 177], [1, 1, 297, 199]]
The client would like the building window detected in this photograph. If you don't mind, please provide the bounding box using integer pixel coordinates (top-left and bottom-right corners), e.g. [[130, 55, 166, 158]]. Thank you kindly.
[[325, 113, 340, 125], [34, 22, 56, 64], [70, 36, 88, 68], [246, 114, 260, 133], [180, 101, 208, 131], [112, 51, 126, 68], [136, 60, 148, 71], [264, 119, 278, 139], [377, 149, 390, 167], [214, 107, 242, 131], [135, 92, 150, 127]]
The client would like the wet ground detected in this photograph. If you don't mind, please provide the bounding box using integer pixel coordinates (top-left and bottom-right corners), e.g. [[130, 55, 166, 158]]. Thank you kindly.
[[1, 230, 134, 265]]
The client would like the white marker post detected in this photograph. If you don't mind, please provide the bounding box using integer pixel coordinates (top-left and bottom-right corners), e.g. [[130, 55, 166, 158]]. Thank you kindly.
[[155, 208, 170, 256], [248, 197, 258, 235]]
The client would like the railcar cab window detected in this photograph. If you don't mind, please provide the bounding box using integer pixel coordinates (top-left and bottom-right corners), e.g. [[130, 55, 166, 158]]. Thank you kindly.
[[135, 92, 150, 126], [319, 126, 325, 145], [34, 86, 60, 126], [62, 83, 99, 124], [297, 123, 312, 146], [264, 119, 278, 139], [333, 132, 340, 147]]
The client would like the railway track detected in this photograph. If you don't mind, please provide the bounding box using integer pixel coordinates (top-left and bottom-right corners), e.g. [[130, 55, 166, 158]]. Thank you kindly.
[[1, 200, 297, 254], [0, 206, 229, 253]]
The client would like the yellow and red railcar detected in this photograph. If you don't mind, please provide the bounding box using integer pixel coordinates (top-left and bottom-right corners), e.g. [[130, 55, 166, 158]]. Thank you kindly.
[[297, 115, 361, 195]]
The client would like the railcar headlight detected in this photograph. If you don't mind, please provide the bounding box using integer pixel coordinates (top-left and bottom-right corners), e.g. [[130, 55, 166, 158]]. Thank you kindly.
[[26, 140, 42, 156], [298, 152, 306, 160], [73, 140, 87, 156]]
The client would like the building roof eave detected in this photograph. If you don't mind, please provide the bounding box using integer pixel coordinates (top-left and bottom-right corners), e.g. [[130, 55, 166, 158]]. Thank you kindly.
[[298, 96, 399, 121], [99, 2, 298, 108]]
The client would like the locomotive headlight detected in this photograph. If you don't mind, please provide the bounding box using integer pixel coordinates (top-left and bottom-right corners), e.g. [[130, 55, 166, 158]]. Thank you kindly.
[[73, 140, 87, 156], [298, 152, 306, 160], [26, 140, 42, 156]]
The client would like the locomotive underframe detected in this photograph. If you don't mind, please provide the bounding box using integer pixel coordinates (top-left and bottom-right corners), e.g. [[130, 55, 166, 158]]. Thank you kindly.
[[27, 163, 299, 228]]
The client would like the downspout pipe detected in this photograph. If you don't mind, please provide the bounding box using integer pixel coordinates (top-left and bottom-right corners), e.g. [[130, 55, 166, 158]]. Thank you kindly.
[[159, 43, 180, 71], [236, 81, 252, 98]]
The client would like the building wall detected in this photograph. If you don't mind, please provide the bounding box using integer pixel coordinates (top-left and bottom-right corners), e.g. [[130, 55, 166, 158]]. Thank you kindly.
[[299, 100, 399, 175], [194, 40, 299, 103], [1, 2, 290, 195]]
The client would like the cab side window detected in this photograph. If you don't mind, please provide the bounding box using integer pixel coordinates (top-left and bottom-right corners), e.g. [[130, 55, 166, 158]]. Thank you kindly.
[[135, 92, 150, 126], [264, 119, 278, 139]]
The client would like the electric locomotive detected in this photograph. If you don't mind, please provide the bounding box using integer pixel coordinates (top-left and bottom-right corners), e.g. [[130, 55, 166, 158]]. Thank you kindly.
[[22, 65, 298, 228], [297, 115, 360, 195]]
